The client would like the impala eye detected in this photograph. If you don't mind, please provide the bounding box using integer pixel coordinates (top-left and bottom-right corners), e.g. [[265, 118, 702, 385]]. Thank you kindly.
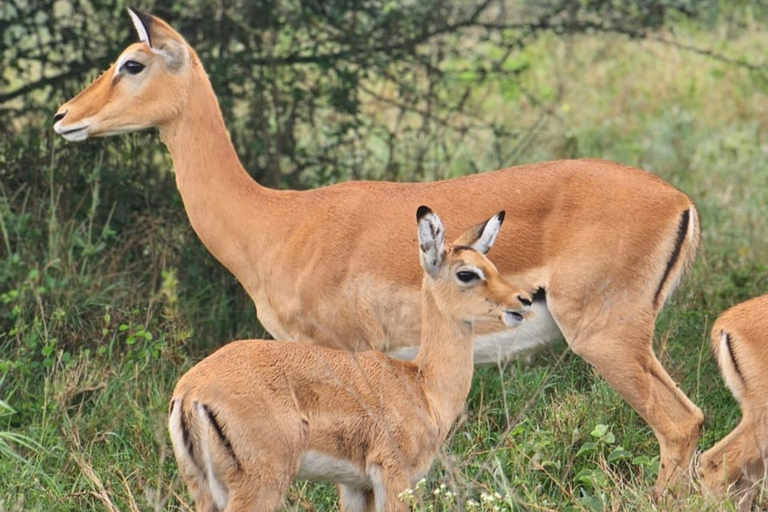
[[122, 60, 146, 75], [456, 271, 479, 283]]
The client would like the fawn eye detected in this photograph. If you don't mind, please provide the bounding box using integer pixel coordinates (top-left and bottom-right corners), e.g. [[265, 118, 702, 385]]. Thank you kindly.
[[122, 60, 146, 75], [456, 271, 479, 283]]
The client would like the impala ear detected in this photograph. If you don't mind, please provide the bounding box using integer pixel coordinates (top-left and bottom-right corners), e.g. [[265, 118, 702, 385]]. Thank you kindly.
[[128, 8, 153, 46], [453, 211, 505, 254], [416, 206, 445, 278], [127, 8, 189, 71]]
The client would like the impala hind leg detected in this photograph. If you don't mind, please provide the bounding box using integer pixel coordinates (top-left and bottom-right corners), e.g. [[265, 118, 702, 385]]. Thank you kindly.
[[559, 315, 703, 494], [179, 474, 217, 512], [221, 468, 295, 512], [368, 464, 410, 512], [222, 485, 287, 512], [339, 485, 376, 512]]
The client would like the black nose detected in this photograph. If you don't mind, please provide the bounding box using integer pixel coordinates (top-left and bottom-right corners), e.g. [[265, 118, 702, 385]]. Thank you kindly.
[[518, 295, 532, 307], [53, 111, 66, 123]]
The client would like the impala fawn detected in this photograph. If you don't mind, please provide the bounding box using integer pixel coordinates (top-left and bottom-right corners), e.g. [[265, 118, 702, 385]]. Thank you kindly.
[[168, 207, 530, 511], [698, 295, 768, 511], [58, 10, 703, 491]]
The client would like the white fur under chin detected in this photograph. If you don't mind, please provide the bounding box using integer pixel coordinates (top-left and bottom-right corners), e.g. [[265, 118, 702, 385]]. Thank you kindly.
[[62, 129, 89, 142], [54, 119, 90, 141], [387, 301, 562, 365]]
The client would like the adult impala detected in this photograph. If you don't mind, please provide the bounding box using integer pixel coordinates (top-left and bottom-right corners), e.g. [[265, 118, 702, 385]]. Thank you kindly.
[[170, 207, 530, 512], [698, 295, 768, 511], [55, 9, 703, 491]]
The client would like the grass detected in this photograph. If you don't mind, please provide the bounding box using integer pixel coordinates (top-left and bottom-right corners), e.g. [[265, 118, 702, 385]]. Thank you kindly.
[[2, 11, 768, 512]]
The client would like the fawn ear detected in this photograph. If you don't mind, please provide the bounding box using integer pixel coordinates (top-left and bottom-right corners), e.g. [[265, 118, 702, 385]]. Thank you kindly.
[[127, 8, 189, 71], [417, 206, 446, 278], [452, 211, 505, 254]]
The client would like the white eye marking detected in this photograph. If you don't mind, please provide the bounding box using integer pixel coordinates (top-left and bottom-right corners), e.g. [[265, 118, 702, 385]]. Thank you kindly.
[[113, 54, 129, 78], [455, 266, 485, 284], [463, 266, 485, 279]]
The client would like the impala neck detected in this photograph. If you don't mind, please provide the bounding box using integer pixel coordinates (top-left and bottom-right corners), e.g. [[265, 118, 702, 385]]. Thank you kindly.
[[158, 57, 280, 285], [414, 288, 475, 434]]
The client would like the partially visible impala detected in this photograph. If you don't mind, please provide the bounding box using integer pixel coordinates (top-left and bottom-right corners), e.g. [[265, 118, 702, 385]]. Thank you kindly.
[[170, 207, 530, 512], [55, 9, 703, 491], [698, 295, 768, 511]]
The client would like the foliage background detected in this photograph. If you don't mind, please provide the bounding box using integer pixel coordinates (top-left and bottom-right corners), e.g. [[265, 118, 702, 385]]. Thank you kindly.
[[1, 0, 767, 510]]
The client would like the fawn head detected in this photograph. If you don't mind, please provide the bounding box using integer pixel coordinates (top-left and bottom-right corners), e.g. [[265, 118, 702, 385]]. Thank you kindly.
[[417, 206, 532, 328]]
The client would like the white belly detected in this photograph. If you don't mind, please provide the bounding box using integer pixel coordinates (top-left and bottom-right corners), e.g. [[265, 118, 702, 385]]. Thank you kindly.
[[296, 451, 372, 489], [387, 301, 562, 365]]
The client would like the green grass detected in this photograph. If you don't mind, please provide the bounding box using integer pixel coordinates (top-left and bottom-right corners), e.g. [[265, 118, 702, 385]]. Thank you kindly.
[[2, 14, 768, 512]]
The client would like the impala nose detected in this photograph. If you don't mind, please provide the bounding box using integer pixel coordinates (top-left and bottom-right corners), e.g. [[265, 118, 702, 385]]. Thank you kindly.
[[518, 294, 532, 309], [53, 111, 67, 123]]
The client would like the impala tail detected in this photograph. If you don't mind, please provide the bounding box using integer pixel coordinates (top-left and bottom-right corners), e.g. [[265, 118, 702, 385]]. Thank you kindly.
[[169, 398, 239, 511], [653, 204, 700, 309], [711, 327, 747, 404]]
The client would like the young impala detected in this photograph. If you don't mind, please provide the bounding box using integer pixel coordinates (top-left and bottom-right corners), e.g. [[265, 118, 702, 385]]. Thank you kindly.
[[169, 207, 530, 511], [57, 10, 703, 491], [698, 295, 768, 511]]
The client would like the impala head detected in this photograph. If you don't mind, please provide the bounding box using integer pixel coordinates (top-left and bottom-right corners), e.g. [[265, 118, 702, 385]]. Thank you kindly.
[[697, 423, 767, 499], [54, 9, 192, 141], [697, 446, 745, 496], [417, 206, 531, 327]]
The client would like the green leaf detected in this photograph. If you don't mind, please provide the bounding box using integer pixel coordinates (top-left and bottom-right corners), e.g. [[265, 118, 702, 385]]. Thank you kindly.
[[607, 446, 631, 462], [576, 442, 597, 458], [579, 495, 604, 512]]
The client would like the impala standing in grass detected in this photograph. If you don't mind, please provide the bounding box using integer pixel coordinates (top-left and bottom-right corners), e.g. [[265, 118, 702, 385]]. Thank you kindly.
[[169, 207, 531, 512], [698, 295, 768, 511], [55, 9, 703, 491]]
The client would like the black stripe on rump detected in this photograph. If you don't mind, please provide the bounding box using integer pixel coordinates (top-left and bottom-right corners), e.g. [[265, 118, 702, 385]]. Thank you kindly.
[[724, 332, 744, 383], [653, 209, 690, 307], [202, 404, 242, 471], [179, 398, 195, 462]]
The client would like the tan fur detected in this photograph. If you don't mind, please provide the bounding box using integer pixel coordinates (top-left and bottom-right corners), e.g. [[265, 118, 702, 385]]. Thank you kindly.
[[56, 10, 704, 491], [698, 295, 768, 510], [169, 209, 531, 511]]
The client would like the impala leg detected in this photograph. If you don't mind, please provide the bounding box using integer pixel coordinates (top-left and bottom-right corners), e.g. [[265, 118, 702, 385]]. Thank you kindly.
[[223, 474, 290, 512], [184, 479, 216, 512], [172, 451, 217, 512], [339, 485, 376, 512], [368, 464, 410, 512], [733, 478, 758, 512], [562, 317, 702, 494]]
